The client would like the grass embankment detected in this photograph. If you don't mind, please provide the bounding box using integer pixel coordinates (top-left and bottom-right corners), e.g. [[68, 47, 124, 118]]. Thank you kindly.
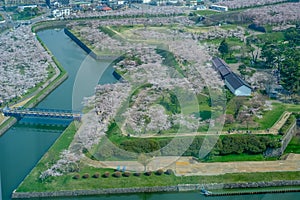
[[31, 21, 68, 32], [110, 24, 144, 33], [278, 114, 296, 135], [15, 115, 296, 193], [15, 121, 299, 190], [92, 119, 281, 162], [193, 10, 220, 16], [155, 48, 185, 76], [0, 28, 67, 134], [255, 103, 286, 130], [17, 164, 300, 192], [22, 34, 67, 108], [285, 135, 300, 154], [225, 100, 286, 130], [205, 153, 278, 162]]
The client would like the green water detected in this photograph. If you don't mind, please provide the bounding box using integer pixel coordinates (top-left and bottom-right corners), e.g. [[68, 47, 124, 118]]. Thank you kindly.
[[0, 29, 117, 200], [0, 29, 299, 200]]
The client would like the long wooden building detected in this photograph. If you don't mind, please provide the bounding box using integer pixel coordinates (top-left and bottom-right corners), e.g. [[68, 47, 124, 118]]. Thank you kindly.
[[212, 57, 252, 96]]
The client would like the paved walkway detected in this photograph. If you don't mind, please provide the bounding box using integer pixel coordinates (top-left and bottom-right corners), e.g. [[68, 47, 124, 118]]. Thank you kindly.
[[84, 154, 300, 176]]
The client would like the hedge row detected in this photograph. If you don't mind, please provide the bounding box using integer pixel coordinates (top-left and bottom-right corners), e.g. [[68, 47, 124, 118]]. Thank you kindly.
[[72, 169, 173, 180]]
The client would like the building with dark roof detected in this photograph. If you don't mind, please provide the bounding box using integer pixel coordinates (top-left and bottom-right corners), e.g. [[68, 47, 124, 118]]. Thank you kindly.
[[212, 57, 226, 69], [212, 57, 252, 96], [218, 65, 231, 78], [224, 73, 252, 96]]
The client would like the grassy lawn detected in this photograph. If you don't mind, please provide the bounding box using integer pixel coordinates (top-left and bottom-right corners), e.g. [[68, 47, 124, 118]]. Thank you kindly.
[[255, 32, 285, 44], [255, 103, 286, 129], [0, 117, 15, 132], [110, 24, 144, 33], [12, 12, 43, 21], [17, 165, 300, 193], [203, 153, 278, 162], [200, 37, 245, 46], [285, 103, 300, 112], [155, 48, 184, 77], [285, 135, 300, 154], [16, 122, 296, 193], [193, 10, 220, 16]]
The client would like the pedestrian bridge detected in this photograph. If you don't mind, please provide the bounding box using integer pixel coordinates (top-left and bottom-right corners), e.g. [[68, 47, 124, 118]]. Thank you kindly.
[[1, 107, 81, 121]]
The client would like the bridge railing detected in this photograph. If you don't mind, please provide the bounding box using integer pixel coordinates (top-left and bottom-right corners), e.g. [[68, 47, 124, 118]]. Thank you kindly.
[[1, 107, 82, 121]]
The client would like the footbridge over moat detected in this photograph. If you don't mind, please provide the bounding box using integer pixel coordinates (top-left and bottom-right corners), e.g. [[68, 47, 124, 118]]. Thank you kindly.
[[1, 107, 82, 122]]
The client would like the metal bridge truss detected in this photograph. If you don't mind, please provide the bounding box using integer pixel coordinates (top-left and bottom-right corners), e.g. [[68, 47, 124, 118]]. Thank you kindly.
[[2, 107, 82, 121]]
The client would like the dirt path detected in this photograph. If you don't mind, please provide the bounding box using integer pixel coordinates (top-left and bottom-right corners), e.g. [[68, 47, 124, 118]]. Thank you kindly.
[[0, 113, 5, 124], [118, 110, 291, 138], [175, 154, 300, 176], [84, 154, 300, 176], [11, 96, 33, 108], [269, 111, 291, 134]]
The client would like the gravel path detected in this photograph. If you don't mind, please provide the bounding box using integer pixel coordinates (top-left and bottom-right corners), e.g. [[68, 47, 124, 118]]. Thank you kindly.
[[84, 154, 300, 176]]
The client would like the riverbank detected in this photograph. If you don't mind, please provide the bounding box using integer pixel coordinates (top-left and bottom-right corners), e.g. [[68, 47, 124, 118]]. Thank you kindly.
[[14, 128, 300, 198], [12, 180, 300, 199], [63, 28, 118, 60], [0, 24, 68, 136], [63, 27, 123, 80]]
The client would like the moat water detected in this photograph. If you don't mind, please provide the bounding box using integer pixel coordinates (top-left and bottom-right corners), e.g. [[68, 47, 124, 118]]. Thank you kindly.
[[0, 29, 299, 200]]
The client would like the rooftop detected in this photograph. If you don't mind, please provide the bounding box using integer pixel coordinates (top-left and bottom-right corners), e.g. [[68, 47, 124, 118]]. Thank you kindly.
[[225, 72, 251, 90]]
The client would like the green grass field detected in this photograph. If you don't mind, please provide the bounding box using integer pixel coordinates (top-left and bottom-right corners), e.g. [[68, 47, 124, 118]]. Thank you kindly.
[[15, 120, 299, 193], [110, 25, 144, 33], [204, 153, 278, 162], [17, 164, 300, 193], [256, 32, 285, 45], [285, 135, 300, 154], [254, 103, 286, 129], [193, 10, 220, 16]]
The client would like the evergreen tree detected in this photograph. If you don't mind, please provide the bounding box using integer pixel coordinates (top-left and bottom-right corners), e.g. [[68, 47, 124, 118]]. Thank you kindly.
[[218, 39, 229, 58]]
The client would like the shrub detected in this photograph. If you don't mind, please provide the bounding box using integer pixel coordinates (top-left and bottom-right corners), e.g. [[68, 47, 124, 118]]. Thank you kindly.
[[82, 173, 89, 179], [93, 172, 100, 178], [134, 172, 141, 176], [278, 115, 296, 135], [248, 24, 266, 33], [73, 174, 80, 179], [165, 169, 174, 175], [123, 171, 131, 177], [113, 171, 122, 178], [103, 171, 110, 178], [144, 171, 152, 176], [156, 169, 164, 175]]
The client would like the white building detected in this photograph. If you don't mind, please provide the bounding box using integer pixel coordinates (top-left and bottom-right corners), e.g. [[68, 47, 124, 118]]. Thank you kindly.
[[18, 5, 38, 11], [212, 57, 252, 96], [224, 73, 252, 96], [52, 8, 71, 18], [210, 4, 228, 12]]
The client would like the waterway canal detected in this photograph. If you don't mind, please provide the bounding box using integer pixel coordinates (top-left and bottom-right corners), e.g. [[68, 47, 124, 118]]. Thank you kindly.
[[0, 28, 117, 200], [0, 29, 299, 200]]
